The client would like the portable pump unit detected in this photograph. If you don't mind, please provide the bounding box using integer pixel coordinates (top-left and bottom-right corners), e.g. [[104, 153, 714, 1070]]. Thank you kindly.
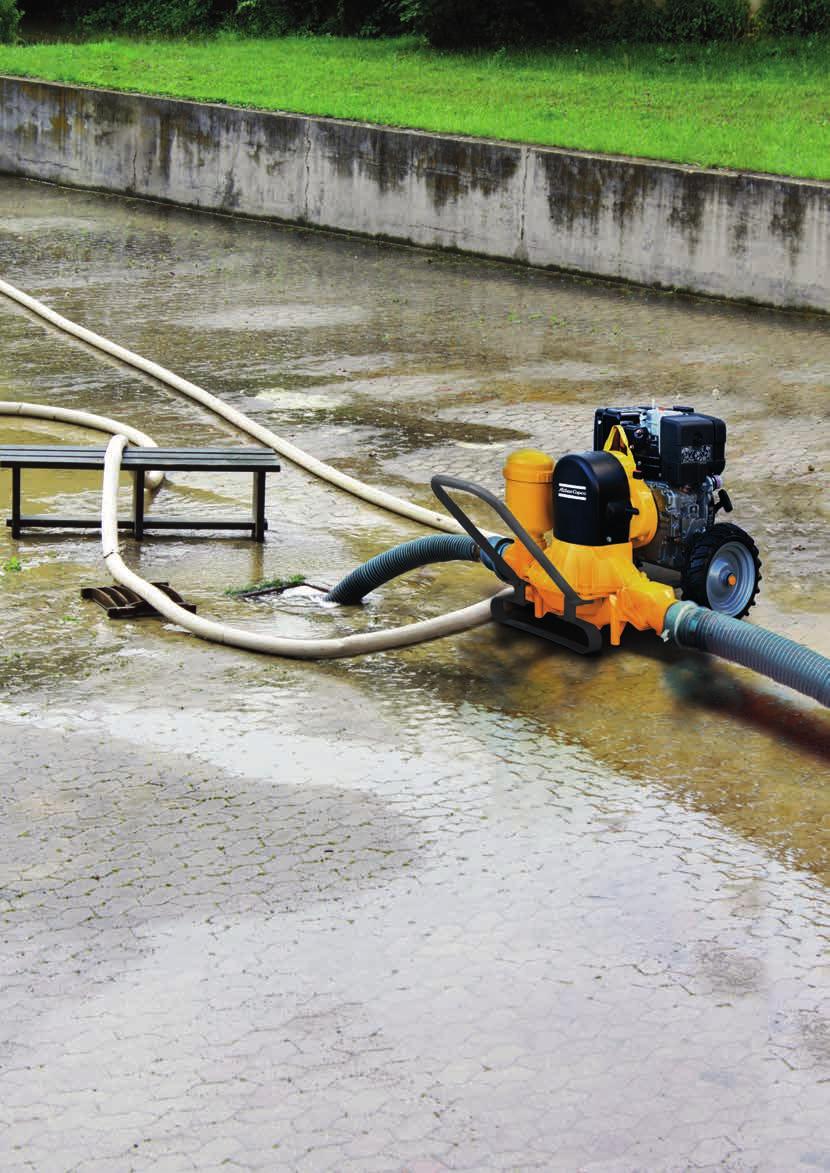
[[431, 404, 762, 654]]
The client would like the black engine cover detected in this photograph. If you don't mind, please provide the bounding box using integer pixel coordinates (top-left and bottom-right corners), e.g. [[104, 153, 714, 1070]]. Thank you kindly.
[[660, 412, 725, 486], [593, 405, 726, 487], [553, 451, 632, 546]]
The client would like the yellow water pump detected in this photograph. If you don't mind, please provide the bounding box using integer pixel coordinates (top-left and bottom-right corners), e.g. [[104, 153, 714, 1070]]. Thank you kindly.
[[431, 403, 761, 654], [501, 429, 674, 646]]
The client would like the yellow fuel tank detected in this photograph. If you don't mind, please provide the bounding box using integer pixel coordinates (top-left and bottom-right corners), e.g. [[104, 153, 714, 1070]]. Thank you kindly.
[[502, 448, 554, 545], [501, 434, 673, 644]]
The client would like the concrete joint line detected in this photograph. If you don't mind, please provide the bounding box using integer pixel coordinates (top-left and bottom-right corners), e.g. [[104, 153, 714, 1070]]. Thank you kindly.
[[302, 118, 312, 223], [518, 146, 529, 255]]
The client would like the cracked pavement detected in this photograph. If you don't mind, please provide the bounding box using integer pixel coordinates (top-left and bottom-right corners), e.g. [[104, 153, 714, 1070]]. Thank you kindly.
[[0, 176, 829, 1170]]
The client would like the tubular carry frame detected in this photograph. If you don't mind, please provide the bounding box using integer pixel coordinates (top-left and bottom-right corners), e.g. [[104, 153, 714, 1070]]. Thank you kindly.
[[430, 473, 603, 654]]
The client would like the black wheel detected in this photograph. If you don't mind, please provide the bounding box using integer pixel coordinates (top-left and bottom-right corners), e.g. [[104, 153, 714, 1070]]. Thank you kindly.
[[681, 523, 762, 618]]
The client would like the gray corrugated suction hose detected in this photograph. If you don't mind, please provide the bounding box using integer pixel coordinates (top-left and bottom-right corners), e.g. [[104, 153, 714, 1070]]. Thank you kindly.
[[0, 400, 165, 492], [101, 434, 505, 660], [325, 535, 480, 604], [0, 278, 462, 534], [665, 601, 830, 706]]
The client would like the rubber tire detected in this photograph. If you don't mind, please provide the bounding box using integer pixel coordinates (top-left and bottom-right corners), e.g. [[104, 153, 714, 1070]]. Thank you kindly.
[[681, 523, 762, 618]]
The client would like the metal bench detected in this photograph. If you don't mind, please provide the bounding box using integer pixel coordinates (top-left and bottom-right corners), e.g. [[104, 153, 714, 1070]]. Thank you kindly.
[[0, 445, 280, 542]]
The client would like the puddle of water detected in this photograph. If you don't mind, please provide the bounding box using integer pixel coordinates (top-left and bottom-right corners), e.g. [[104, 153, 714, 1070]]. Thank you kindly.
[[0, 175, 829, 1167], [174, 302, 369, 331], [250, 387, 348, 409]]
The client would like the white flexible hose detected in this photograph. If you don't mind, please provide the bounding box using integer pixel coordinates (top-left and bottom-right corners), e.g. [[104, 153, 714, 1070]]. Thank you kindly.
[[101, 434, 502, 659], [0, 400, 165, 491], [1, 279, 499, 658], [0, 278, 463, 534]]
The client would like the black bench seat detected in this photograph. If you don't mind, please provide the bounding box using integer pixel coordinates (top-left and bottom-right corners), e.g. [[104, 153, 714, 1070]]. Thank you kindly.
[[0, 444, 280, 541]]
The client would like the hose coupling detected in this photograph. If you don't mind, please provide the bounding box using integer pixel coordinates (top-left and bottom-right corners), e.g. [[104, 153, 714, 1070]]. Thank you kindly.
[[478, 536, 514, 578]]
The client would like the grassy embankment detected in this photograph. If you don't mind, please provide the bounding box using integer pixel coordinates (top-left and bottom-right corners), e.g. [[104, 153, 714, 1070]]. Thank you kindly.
[[0, 35, 828, 179]]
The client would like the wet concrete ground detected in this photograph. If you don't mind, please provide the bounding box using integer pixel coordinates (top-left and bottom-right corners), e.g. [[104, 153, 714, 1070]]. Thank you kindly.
[[0, 176, 828, 1171]]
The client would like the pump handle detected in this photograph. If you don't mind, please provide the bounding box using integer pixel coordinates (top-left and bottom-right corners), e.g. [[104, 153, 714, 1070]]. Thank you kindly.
[[430, 474, 587, 614]]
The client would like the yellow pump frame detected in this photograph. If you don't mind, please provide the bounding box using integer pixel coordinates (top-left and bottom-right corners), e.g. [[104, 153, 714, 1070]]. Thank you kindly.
[[501, 427, 676, 645]]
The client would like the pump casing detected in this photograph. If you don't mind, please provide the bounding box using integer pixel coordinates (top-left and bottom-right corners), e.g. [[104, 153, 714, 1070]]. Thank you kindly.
[[432, 406, 761, 655], [493, 406, 761, 647]]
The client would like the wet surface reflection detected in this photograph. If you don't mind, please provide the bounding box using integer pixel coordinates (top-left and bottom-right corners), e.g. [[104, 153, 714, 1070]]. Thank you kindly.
[[0, 176, 828, 1169]]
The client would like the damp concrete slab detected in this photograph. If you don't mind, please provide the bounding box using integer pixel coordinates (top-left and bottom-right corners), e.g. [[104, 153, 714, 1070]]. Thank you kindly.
[[0, 177, 828, 1171]]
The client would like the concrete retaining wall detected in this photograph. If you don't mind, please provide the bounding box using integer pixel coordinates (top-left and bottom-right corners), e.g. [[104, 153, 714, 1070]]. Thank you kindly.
[[2, 75, 829, 313]]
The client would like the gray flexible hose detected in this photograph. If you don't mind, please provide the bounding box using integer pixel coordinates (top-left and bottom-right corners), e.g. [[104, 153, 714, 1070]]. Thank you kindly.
[[325, 535, 480, 604], [664, 602, 830, 707]]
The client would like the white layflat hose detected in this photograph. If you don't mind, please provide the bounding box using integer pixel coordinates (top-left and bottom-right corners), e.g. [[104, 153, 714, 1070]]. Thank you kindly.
[[0, 278, 463, 534], [101, 434, 502, 659], [0, 400, 165, 491]]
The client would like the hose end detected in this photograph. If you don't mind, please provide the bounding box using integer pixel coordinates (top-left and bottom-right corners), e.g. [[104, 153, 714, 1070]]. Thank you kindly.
[[663, 600, 830, 707], [479, 536, 513, 578]]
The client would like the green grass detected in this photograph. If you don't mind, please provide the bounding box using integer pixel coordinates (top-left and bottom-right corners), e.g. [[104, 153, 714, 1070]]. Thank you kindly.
[[224, 573, 306, 597], [1, 34, 829, 178]]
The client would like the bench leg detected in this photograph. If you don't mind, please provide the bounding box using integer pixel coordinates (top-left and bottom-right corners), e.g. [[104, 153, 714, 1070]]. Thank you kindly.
[[132, 469, 145, 540], [10, 467, 21, 540], [252, 470, 266, 542]]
